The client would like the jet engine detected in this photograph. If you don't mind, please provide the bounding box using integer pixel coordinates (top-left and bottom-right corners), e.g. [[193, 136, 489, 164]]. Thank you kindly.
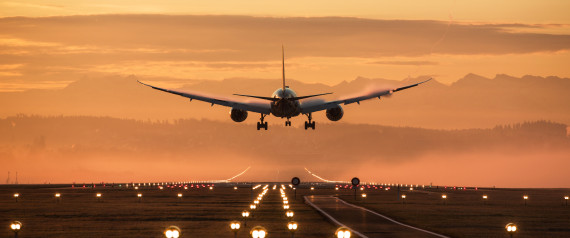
[[230, 108, 248, 122], [325, 105, 344, 121]]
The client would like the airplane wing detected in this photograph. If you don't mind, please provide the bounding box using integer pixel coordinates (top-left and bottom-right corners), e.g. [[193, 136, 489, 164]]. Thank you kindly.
[[137, 81, 271, 114], [300, 78, 431, 114]]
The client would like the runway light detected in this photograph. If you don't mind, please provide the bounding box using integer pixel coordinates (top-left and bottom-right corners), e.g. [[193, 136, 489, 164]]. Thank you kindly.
[[230, 221, 241, 237], [523, 195, 528, 206], [335, 187, 339, 190], [483, 195, 488, 199], [10, 221, 22, 237], [209, 187, 213, 190], [361, 193, 367, 198], [234, 186, 238, 190], [14, 193, 19, 202], [442, 194, 447, 205], [335, 227, 351, 238], [177, 193, 183, 198], [242, 210, 250, 218], [286, 210, 294, 219], [164, 225, 181, 238], [55, 193, 61, 198], [250, 226, 267, 238], [250, 204, 257, 210], [505, 223, 517, 237], [283, 200, 289, 204], [565, 196, 569, 206], [311, 187, 314, 190], [284, 204, 290, 209], [288, 221, 298, 237]]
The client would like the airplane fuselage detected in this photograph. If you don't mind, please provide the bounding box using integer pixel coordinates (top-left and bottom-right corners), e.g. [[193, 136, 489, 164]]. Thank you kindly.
[[270, 88, 301, 118]]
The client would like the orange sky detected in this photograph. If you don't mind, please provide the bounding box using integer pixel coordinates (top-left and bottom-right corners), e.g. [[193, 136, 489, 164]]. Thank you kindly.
[[0, 1, 569, 91]]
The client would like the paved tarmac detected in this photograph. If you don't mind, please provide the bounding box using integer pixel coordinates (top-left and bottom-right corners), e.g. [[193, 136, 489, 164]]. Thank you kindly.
[[305, 195, 449, 238]]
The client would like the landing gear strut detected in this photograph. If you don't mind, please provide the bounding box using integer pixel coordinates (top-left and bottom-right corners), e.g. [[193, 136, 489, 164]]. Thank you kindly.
[[285, 118, 291, 127], [257, 114, 268, 130], [304, 113, 315, 130]]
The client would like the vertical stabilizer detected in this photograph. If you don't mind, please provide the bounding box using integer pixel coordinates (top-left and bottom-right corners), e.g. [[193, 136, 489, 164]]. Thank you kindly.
[[282, 45, 286, 92]]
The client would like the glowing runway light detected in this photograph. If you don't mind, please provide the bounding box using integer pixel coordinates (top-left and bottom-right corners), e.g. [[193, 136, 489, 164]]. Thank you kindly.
[[335, 227, 351, 238], [164, 226, 181, 238], [288, 221, 298, 237], [230, 221, 241, 238], [10, 221, 22, 237], [505, 223, 517, 237], [250, 226, 267, 238], [523, 195, 528, 206]]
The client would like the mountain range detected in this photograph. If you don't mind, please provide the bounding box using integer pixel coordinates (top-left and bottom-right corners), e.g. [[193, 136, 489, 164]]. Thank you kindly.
[[1, 73, 568, 129]]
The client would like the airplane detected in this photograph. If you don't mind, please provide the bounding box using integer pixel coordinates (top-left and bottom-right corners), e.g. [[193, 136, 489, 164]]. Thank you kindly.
[[138, 47, 431, 130]]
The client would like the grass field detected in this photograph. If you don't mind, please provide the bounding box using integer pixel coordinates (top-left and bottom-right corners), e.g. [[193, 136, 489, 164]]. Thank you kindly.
[[0, 184, 336, 237], [1, 184, 569, 237], [336, 186, 570, 238]]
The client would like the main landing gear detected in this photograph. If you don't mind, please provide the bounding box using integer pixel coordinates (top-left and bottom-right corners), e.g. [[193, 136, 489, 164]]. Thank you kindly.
[[257, 114, 268, 130], [304, 113, 315, 130], [285, 118, 291, 126]]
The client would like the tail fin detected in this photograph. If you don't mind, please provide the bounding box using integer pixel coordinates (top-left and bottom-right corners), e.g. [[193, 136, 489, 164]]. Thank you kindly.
[[282, 45, 286, 92]]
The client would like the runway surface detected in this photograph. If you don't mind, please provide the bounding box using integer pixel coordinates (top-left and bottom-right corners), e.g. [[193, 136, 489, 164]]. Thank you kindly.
[[305, 195, 448, 238]]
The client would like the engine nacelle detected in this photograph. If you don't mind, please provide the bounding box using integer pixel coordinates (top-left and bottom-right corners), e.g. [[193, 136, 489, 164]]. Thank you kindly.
[[230, 108, 248, 122], [326, 105, 344, 121]]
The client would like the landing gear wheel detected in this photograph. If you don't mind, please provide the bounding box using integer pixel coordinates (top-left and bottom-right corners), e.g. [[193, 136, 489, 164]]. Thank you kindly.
[[257, 114, 268, 130], [285, 120, 291, 126], [304, 113, 316, 130]]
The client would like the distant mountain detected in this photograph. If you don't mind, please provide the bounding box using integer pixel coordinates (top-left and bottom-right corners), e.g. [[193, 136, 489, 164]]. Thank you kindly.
[[0, 74, 568, 129]]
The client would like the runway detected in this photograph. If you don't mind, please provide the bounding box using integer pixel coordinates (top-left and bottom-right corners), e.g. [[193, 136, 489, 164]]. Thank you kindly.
[[305, 195, 449, 238]]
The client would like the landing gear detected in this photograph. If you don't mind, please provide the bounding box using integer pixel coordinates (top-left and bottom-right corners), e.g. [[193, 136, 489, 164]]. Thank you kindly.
[[304, 113, 315, 130], [257, 114, 268, 130], [285, 118, 291, 126]]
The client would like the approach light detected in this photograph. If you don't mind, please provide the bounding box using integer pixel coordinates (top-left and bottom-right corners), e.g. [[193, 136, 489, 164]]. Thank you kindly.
[[335, 187, 339, 190], [242, 210, 250, 218], [288, 221, 298, 237], [55, 193, 61, 198], [361, 193, 367, 198], [234, 186, 238, 190], [284, 204, 290, 209], [250, 204, 257, 210], [230, 220, 241, 237], [250, 226, 267, 238], [286, 210, 294, 218], [505, 223, 517, 237], [164, 226, 181, 238], [523, 195, 528, 206], [335, 227, 351, 238], [311, 187, 314, 190], [483, 195, 488, 199], [10, 221, 22, 231]]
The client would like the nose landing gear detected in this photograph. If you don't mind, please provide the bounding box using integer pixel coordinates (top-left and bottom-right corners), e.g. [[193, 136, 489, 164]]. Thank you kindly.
[[257, 114, 268, 130], [285, 118, 291, 126], [304, 113, 315, 130]]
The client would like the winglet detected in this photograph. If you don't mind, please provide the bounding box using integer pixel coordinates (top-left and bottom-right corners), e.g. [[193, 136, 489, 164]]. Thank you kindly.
[[282, 45, 286, 92]]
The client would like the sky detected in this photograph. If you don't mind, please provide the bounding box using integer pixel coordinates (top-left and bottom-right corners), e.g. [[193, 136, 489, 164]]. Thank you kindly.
[[1, 1, 569, 186], [0, 1, 569, 91]]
